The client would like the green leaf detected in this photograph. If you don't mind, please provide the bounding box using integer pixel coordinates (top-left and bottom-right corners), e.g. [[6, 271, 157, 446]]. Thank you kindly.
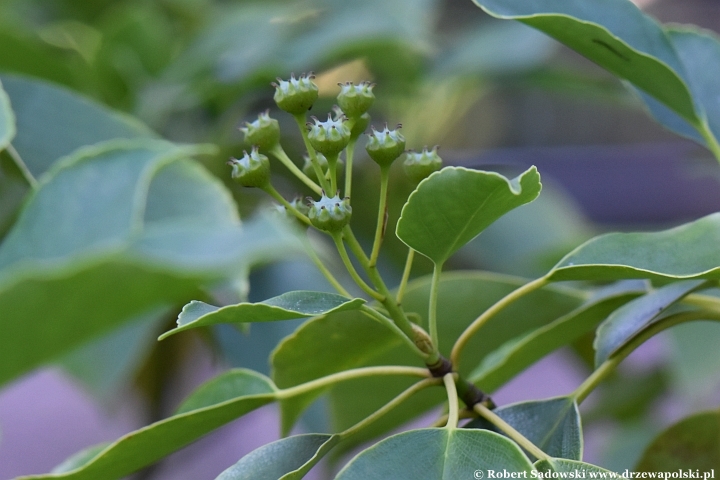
[[50, 444, 111, 474], [536, 458, 627, 478], [594, 280, 710, 366], [215, 434, 339, 480], [0, 140, 298, 386], [471, 284, 644, 392], [272, 271, 583, 444], [549, 213, 720, 282], [336, 428, 535, 479], [396, 166, 541, 265], [471, 0, 699, 126], [466, 397, 582, 460], [0, 75, 155, 177], [635, 410, 720, 472], [19, 370, 277, 479], [159, 292, 365, 340], [0, 78, 15, 151]]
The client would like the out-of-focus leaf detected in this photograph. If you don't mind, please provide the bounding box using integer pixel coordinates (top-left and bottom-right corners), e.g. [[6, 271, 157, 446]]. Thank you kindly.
[[636, 411, 720, 472], [176, 369, 278, 414], [335, 428, 534, 479], [50, 444, 110, 474], [0, 78, 15, 151], [668, 320, 720, 400], [0, 75, 155, 177], [215, 434, 339, 480], [466, 397, 582, 460], [18, 370, 277, 480], [396, 167, 541, 265], [549, 213, 720, 282], [594, 280, 710, 366], [159, 292, 365, 340], [471, 286, 643, 392]]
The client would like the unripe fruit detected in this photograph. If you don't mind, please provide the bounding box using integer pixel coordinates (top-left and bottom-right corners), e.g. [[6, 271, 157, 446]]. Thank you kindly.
[[228, 146, 270, 188], [365, 124, 405, 167], [240, 110, 280, 150], [307, 114, 351, 157], [272, 73, 318, 115], [403, 146, 443, 183], [337, 81, 375, 118], [308, 193, 352, 232], [333, 106, 369, 140]]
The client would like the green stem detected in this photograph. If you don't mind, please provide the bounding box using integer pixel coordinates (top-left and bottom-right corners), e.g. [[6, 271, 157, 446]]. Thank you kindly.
[[443, 373, 459, 429], [338, 378, 442, 439], [698, 121, 720, 163], [344, 139, 356, 198], [430, 409, 477, 428], [263, 185, 311, 226], [474, 403, 551, 461], [572, 309, 720, 403], [428, 263, 443, 347], [276, 365, 429, 400], [452, 276, 549, 368], [268, 145, 322, 195], [293, 113, 331, 193], [332, 233, 385, 301], [360, 305, 428, 359], [396, 249, 415, 305], [369, 166, 390, 267], [303, 238, 351, 297], [327, 153, 339, 194]]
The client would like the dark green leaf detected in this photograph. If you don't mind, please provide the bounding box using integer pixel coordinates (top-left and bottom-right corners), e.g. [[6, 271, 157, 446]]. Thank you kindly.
[[594, 280, 710, 366], [215, 434, 339, 480], [536, 458, 626, 478], [467, 397, 582, 460], [470, 283, 643, 392], [160, 292, 365, 340], [18, 370, 277, 479], [396, 166, 541, 265], [636, 411, 720, 472], [336, 428, 534, 479], [549, 213, 720, 282], [471, 0, 698, 126], [1, 75, 155, 177]]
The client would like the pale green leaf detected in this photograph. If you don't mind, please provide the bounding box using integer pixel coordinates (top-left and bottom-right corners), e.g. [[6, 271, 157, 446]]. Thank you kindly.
[[18, 370, 277, 479], [396, 166, 541, 265], [594, 280, 710, 366], [335, 428, 535, 479], [215, 434, 339, 480], [635, 411, 720, 472], [0, 78, 16, 151], [467, 397, 582, 460], [160, 292, 365, 340], [549, 213, 720, 282], [536, 459, 627, 478], [471, 284, 644, 392], [50, 444, 110, 474]]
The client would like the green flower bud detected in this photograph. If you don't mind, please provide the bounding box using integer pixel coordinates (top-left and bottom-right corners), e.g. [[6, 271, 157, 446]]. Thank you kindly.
[[308, 193, 352, 232], [403, 146, 443, 183], [365, 124, 406, 167], [333, 107, 369, 140], [307, 114, 351, 157], [228, 146, 270, 188], [273, 197, 310, 229], [302, 153, 344, 183], [337, 81, 375, 118], [272, 73, 318, 115], [239, 110, 280, 150]]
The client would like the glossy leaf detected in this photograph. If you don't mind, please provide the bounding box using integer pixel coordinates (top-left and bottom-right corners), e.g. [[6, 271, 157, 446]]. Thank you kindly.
[[215, 434, 339, 480], [549, 213, 720, 282], [19, 370, 277, 480], [636, 411, 720, 472], [0, 140, 299, 386], [471, 0, 698, 126], [536, 459, 627, 478], [471, 285, 644, 392], [272, 272, 582, 444], [335, 428, 535, 480], [0, 78, 15, 151], [594, 280, 709, 366], [396, 166, 541, 265], [0, 75, 155, 177], [467, 397, 582, 460], [160, 292, 365, 340]]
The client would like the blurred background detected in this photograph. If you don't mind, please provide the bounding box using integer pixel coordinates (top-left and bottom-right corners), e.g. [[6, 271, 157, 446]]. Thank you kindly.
[[1, 0, 720, 478]]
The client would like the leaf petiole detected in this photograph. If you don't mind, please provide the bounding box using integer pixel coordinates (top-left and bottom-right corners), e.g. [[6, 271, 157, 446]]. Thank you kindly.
[[473, 403, 551, 462], [369, 166, 390, 267], [443, 373, 459, 429]]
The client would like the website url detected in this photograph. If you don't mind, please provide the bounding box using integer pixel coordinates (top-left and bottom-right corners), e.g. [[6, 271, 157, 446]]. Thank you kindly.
[[483, 469, 716, 480]]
